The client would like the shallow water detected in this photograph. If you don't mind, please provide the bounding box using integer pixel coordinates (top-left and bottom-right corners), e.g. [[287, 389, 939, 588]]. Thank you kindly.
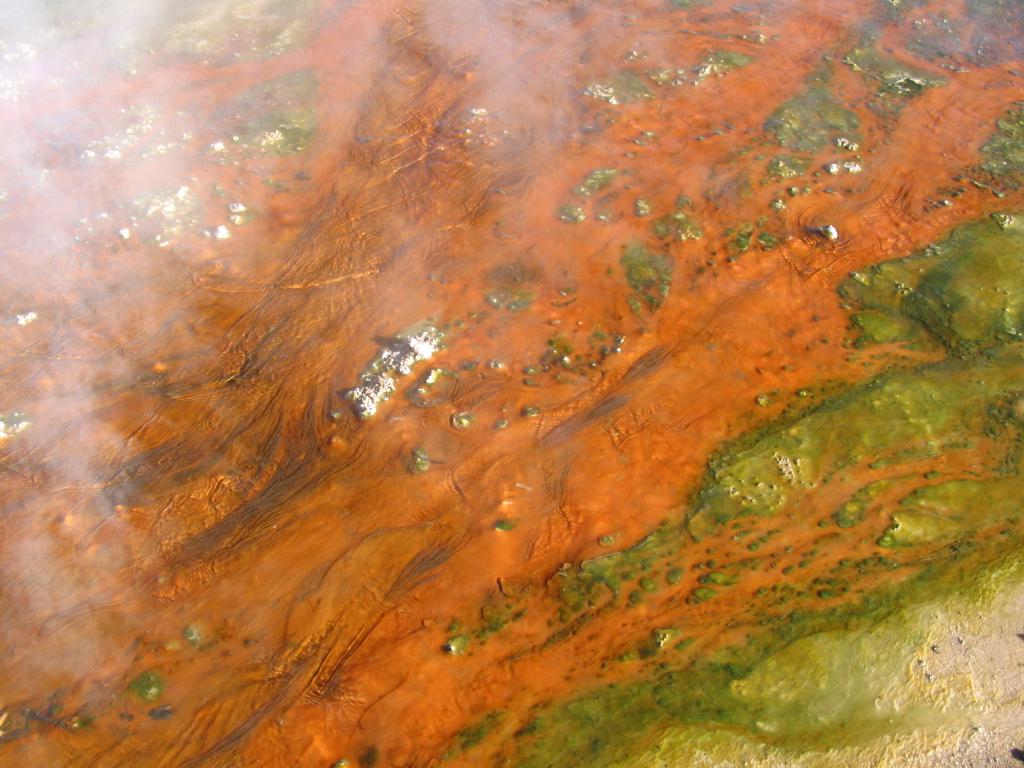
[[1, 0, 1023, 766]]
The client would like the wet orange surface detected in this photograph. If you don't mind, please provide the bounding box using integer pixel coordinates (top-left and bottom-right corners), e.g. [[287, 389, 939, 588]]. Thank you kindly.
[[1, 0, 1023, 765]]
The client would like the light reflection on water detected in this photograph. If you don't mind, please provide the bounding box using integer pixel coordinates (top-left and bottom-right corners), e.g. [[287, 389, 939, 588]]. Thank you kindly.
[[0, 0, 1023, 765]]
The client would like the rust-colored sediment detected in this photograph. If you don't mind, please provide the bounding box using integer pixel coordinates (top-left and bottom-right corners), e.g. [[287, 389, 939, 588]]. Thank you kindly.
[[0, 0, 1022, 765]]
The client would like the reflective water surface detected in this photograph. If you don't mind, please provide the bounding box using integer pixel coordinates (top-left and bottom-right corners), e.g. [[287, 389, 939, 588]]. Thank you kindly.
[[1, 0, 1024, 766]]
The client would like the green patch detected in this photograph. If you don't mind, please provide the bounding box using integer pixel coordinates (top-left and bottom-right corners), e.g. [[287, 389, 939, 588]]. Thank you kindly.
[[452, 711, 504, 753], [765, 154, 810, 181], [725, 223, 754, 256], [764, 86, 860, 152], [545, 336, 574, 364], [878, 508, 958, 548], [693, 50, 754, 82], [408, 447, 430, 474], [486, 262, 537, 312], [465, 214, 1024, 766], [574, 169, 619, 196], [242, 109, 316, 154], [980, 107, 1024, 177], [621, 243, 673, 312], [992, 212, 1017, 230], [476, 596, 525, 640], [555, 532, 670, 619], [128, 671, 165, 702], [690, 348, 1024, 538], [849, 311, 927, 347], [486, 288, 534, 310], [880, 474, 1024, 548], [182, 625, 202, 647], [831, 479, 893, 528], [158, 0, 316, 63], [688, 587, 717, 604], [223, 69, 319, 157], [558, 554, 627, 613], [699, 571, 737, 587], [508, 555, 1024, 768], [638, 627, 681, 658], [557, 204, 587, 223], [900, 217, 1024, 354], [652, 211, 703, 242], [585, 73, 654, 104], [840, 214, 1024, 355], [843, 44, 946, 107]]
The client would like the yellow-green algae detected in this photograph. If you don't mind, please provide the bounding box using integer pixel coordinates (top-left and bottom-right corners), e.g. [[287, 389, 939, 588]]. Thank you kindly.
[[509, 551, 1024, 768], [843, 44, 946, 109], [159, 0, 317, 63], [651, 211, 703, 242], [621, 556, 1024, 768], [575, 169, 620, 196], [765, 154, 811, 181], [218, 69, 319, 158], [764, 86, 859, 152], [980, 106, 1024, 179], [128, 670, 165, 702], [841, 214, 1024, 355], [693, 50, 754, 83], [621, 243, 673, 313], [689, 346, 1024, 538], [459, 214, 1024, 766], [651, 197, 703, 243], [585, 73, 654, 105]]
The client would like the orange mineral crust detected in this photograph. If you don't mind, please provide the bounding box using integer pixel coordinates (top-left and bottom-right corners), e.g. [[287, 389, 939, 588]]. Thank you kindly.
[[0, 0, 1023, 766]]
